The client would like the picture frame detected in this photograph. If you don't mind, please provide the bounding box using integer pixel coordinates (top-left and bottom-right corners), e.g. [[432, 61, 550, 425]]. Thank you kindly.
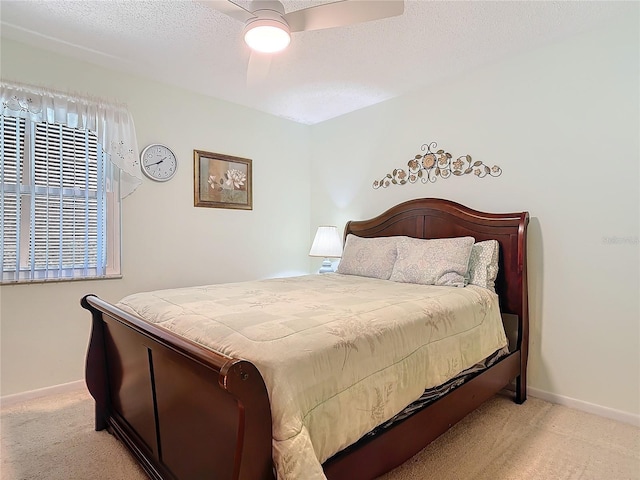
[[194, 150, 253, 210]]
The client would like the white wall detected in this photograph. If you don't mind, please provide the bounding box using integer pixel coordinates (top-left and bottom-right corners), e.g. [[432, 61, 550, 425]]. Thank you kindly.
[[310, 12, 639, 418], [1, 9, 638, 422], [0, 39, 312, 395]]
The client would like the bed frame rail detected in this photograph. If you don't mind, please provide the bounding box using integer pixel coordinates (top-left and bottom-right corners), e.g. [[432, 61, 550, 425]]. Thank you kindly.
[[323, 350, 522, 479]]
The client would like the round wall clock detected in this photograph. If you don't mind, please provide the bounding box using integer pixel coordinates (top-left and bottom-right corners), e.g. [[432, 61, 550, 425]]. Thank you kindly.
[[140, 144, 178, 182]]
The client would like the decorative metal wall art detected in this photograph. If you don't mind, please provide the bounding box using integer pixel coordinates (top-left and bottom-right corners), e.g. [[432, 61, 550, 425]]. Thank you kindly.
[[372, 142, 502, 189]]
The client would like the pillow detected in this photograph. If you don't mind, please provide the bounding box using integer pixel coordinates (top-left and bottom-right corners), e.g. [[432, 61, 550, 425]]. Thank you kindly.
[[336, 234, 401, 280], [389, 236, 475, 287], [467, 240, 500, 292]]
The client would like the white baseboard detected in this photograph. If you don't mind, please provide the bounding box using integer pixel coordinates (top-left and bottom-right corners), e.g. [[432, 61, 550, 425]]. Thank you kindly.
[[0, 380, 85, 409], [528, 387, 640, 427]]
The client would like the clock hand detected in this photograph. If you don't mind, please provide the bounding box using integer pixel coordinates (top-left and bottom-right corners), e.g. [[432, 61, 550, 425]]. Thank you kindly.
[[145, 159, 165, 167]]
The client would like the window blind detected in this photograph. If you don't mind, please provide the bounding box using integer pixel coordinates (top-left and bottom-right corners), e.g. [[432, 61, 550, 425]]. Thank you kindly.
[[1, 115, 108, 282], [0, 115, 24, 275]]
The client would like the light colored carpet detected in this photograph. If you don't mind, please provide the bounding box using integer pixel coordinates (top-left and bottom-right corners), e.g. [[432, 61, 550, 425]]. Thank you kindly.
[[1, 389, 638, 480]]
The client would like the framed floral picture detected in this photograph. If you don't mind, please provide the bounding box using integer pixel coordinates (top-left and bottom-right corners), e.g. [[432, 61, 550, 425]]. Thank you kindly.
[[194, 150, 252, 210]]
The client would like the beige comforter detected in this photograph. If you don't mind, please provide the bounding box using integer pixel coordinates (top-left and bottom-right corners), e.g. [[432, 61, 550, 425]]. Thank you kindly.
[[118, 273, 507, 480]]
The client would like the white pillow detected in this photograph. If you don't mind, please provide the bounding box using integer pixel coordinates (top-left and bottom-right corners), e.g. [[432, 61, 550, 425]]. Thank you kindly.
[[389, 236, 475, 287], [467, 240, 500, 292], [336, 234, 401, 280]]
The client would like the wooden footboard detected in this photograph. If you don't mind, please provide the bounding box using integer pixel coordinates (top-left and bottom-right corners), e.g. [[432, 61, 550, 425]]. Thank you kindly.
[[81, 294, 275, 480]]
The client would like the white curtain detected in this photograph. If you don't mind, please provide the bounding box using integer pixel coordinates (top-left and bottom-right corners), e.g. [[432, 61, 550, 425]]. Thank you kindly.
[[0, 81, 142, 198]]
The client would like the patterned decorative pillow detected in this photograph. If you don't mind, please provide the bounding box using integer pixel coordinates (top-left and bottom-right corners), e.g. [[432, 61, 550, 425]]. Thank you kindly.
[[467, 240, 500, 292], [389, 236, 475, 287], [336, 234, 401, 280]]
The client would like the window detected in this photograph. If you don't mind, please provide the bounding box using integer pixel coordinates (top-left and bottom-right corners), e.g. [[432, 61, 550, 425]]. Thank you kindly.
[[1, 81, 142, 283], [1, 115, 121, 283]]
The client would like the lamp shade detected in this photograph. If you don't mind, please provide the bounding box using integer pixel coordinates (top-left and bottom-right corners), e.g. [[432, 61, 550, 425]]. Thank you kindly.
[[309, 226, 342, 258]]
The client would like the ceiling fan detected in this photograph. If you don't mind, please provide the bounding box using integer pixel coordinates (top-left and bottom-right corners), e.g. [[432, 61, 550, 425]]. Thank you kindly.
[[206, 0, 405, 84]]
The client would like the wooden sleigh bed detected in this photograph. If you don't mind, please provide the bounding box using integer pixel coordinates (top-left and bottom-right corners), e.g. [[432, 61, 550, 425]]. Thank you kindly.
[[81, 197, 529, 480]]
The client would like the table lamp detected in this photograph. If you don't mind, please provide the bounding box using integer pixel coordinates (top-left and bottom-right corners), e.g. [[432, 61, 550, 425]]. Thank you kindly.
[[309, 225, 342, 273]]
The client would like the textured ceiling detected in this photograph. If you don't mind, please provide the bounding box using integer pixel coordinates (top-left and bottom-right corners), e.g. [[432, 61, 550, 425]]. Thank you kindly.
[[0, 0, 633, 125]]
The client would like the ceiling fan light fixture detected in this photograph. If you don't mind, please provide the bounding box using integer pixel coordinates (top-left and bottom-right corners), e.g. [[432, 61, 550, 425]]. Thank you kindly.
[[244, 17, 291, 53]]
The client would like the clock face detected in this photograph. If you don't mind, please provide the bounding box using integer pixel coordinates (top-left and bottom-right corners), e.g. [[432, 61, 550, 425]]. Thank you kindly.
[[140, 144, 177, 182]]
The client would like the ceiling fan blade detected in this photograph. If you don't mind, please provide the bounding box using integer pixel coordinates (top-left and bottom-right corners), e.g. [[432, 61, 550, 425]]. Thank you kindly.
[[201, 0, 256, 23], [246, 51, 272, 87], [284, 0, 404, 33]]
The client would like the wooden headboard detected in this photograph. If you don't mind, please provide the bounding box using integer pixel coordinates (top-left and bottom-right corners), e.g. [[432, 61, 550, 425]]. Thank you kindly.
[[344, 197, 529, 326]]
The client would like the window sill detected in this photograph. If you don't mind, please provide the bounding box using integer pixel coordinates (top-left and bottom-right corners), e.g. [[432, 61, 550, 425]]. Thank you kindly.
[[1, 275, 123, 286]]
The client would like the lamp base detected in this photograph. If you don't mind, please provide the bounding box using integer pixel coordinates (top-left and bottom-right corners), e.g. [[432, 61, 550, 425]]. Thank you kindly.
[[318, 258, 334, 274]]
